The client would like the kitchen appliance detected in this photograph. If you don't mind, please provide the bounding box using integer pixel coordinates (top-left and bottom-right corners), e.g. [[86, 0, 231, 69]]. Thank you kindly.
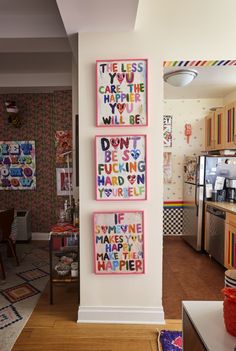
[[183, 155, 236, 251], [225, 178, 236, 202], [205, 205, 225, 266]]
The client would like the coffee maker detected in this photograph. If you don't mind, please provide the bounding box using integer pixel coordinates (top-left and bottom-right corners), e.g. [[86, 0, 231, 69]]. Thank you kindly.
[[225, 178, 236, 202]]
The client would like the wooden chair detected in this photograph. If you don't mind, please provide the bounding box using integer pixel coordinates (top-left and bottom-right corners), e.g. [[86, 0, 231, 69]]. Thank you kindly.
[[0, 208, 19, 279]]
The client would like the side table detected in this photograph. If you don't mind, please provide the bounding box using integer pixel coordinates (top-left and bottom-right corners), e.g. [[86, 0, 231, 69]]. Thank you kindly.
[[49, 223, 79, 304]]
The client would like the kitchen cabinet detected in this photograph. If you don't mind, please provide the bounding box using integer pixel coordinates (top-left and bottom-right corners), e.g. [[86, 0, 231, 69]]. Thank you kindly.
[[205, 201, 236, 269], [204, 101, 236, 151], [214, 107, 225, 150], [225, 212, 236, 269], [225, 101, 236, 148], [205, 108, 225, 151], [205, 112, 215, 151]]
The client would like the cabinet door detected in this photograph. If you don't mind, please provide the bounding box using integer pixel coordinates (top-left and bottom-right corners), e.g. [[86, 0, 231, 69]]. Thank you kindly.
[[225, 102, 236, 148], [214, 107, 225, 150], [205, 113, 215, 151], [225, 222, 236, 269]]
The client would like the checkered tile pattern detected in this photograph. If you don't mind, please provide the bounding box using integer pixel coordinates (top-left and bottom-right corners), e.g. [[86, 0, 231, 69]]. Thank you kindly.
[[163, 208, 183, 235], [17, 268, 48, 282], [0, 305, 22, 330], [1, 283, 40, 303]]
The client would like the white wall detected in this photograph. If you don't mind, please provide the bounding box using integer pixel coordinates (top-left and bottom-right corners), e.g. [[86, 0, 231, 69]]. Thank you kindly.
[[78, 0, 236, 323], [78, 1, 163, 324], [163, 98, 222, 201]]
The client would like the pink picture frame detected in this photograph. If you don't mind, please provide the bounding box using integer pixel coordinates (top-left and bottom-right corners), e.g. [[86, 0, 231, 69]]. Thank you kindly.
[[93, 211, 145, 274], [96, 59, 148, 127], [95, 134, 147, 201]]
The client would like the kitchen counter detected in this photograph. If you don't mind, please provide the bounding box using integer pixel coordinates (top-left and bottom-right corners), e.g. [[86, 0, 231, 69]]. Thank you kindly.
[[205, 201, 236, 214]]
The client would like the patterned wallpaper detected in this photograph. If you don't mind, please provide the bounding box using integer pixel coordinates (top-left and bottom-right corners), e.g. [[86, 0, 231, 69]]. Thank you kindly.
[[163, 98, 223, 202], [0, 91, 72, 232]]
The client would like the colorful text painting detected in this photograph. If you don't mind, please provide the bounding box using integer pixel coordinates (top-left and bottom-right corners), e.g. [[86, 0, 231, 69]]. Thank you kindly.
[[163, 115, 172, 147], [94, 211, 144, 274], [0, 141, 36, 190], [96, 135, 146, 200], [96, 59, 148, 126]]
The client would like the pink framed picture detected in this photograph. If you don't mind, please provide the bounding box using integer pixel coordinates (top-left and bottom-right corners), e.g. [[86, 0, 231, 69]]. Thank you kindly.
[[93, 211, 145, 274], [95, 134, 147, 201], [96, 59, 148, 127]]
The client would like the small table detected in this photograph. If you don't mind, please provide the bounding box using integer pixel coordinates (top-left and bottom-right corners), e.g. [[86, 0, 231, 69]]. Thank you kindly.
[[182, 301, 236, 351], [49, 223, 79, 304]]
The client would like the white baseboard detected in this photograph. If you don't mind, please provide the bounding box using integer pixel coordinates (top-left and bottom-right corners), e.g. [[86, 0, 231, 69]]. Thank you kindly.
[[32, 232, 49, 240], [78, 306, 165, 324]]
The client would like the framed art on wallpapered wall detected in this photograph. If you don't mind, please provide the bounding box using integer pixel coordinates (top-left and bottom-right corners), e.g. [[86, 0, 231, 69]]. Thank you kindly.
[[0, 140, 36, 190], [95, 134, 147, 200], [93, 211, 145, 274], [163, 115, 172, 147], [55, 130, 72, 164], [56, 168, 73, 196], [96, 59, 148, 127]]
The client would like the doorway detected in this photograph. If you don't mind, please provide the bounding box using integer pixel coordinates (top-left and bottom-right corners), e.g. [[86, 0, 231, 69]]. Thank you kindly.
[[162, 59, 236, 318]]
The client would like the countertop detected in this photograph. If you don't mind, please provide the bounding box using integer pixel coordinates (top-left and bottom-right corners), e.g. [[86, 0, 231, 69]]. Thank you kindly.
[[205, 201, 236, 214], [183, 301, 236, 351]]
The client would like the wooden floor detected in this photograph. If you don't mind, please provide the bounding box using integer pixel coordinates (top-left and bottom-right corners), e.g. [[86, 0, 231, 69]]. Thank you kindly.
[[163, 236, 225, 319], [12, 283, 181, 351], [13, 236, 225, 350]]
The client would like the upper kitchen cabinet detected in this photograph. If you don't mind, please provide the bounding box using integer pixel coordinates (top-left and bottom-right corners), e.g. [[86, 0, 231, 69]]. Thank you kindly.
[[205, 112, 215, 151], [205, 103, 236, 151], [214, 107, 225, 150], [225, 101, 236, 149]]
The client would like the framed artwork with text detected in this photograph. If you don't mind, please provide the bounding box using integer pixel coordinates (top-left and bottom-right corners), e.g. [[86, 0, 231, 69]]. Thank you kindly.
[[93, 211, 145, 274], [96, 59, 148, 127], [0, 141, 36, 190], [95, 134, 147, 201]]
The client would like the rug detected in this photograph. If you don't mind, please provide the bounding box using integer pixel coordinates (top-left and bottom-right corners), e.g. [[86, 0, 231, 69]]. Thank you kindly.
[[0, 242, 49, 351], [157, 330, 182, 351]]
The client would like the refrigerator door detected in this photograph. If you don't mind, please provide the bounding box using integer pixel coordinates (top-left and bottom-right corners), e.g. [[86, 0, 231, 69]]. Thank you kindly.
[[182, 182, 204, 251], [184, 156, 198, 184]]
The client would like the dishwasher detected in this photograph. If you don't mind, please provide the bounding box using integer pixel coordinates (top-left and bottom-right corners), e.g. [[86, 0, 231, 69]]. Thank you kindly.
[[205, 205, 225, 266]]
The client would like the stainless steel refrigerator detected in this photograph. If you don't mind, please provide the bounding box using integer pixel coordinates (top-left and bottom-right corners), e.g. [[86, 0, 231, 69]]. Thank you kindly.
[[182, 156, 205, 251], [183, 155, 236, 251]]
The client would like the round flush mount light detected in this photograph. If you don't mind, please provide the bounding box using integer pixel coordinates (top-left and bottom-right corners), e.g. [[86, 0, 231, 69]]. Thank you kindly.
[[163, 69, 198, 87]]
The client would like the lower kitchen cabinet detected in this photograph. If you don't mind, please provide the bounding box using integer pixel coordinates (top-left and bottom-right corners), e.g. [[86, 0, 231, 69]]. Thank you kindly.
[[225, 213, 236, 269], [225, 223, 236, 269]]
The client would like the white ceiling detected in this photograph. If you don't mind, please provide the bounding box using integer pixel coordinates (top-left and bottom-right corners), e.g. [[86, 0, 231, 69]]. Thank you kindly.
[[0, 0, 139, 90], [164, 65, 236, 99], [56, 0, 139, 34]]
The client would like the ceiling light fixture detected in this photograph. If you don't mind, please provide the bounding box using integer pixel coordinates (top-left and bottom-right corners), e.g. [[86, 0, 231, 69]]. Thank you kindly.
[[163, 69, 198, 87]]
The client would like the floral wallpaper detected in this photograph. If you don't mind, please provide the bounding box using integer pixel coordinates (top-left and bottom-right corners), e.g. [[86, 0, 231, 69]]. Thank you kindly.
[[0, 91, 72, 232]]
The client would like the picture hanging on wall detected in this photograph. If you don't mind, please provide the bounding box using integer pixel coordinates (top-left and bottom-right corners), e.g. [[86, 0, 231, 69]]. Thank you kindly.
[[55, 131, 72, 164], [56, 168, 73, 195], [95, 134, 147, 200], [93, 211, 145, 274], [163, 152, 172, 184], [163, 115, 172, 147], [96, 59, 148, 127], [0, 141, 36, 190]]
